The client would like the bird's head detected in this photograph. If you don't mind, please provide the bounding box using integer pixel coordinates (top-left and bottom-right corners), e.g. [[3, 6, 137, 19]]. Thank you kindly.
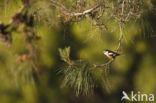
[[103, 50, 109, 55]]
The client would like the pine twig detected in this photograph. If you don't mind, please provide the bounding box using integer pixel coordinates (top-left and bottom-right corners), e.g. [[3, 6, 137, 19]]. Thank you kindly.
[[121, 0, 125, 16], [116, 22, 123, 52], [91, 59, 113, 69]]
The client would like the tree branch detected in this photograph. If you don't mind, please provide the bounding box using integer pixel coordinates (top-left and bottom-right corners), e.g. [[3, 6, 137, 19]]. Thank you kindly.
[[116, 22, 123, 52], [91, 59, 113, 69], [8, 5, 25, 26], [50, 0, 106, 17], [0, 5, 26, 45], [121, 0, 125, 16], [0, 5, 25, 28]]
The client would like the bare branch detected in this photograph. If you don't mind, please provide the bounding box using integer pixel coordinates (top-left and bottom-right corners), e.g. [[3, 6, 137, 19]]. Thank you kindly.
[[0, 5, 26, 45], [121, 0, 125, 15], [7, 5, 25, 26], [96, 7, 105, 19], [124, 10, 132, 21], [116, 23, 123, 52], [0, 5, 26, 29], [50, 0, 105, 17], [91, 59, 113, 69]]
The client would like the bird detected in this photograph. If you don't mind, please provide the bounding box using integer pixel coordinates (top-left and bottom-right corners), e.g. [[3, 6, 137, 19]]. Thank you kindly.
[[103, 49, 125, 59]]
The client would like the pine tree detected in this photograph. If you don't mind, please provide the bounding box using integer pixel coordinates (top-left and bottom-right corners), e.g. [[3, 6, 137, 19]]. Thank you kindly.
[[0, 0, 156, 102]]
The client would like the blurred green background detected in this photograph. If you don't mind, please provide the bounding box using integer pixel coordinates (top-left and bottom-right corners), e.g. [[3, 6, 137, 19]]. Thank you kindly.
[[0, 0, 156, 103]]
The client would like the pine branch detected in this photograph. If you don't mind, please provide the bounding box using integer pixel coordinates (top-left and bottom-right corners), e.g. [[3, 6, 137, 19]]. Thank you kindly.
[[59, 47, 74, 65], [116, 22, 123, 52], [121, 0, 125, 16], [50, 0, 106, 17], [92, 59, 113, 69], [58, 47, 113, 95], [59, 47, 95, 95], [0, 4, 26, 30], [0, 5, 26, 45]]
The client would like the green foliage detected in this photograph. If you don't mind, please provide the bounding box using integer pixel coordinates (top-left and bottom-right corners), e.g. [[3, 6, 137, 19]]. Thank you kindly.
[[59, 47, 73, 65], [59, 47, 95, 96]]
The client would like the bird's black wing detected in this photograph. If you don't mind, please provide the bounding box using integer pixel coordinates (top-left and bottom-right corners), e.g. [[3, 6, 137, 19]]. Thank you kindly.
[[108, 51, 120, 56]]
